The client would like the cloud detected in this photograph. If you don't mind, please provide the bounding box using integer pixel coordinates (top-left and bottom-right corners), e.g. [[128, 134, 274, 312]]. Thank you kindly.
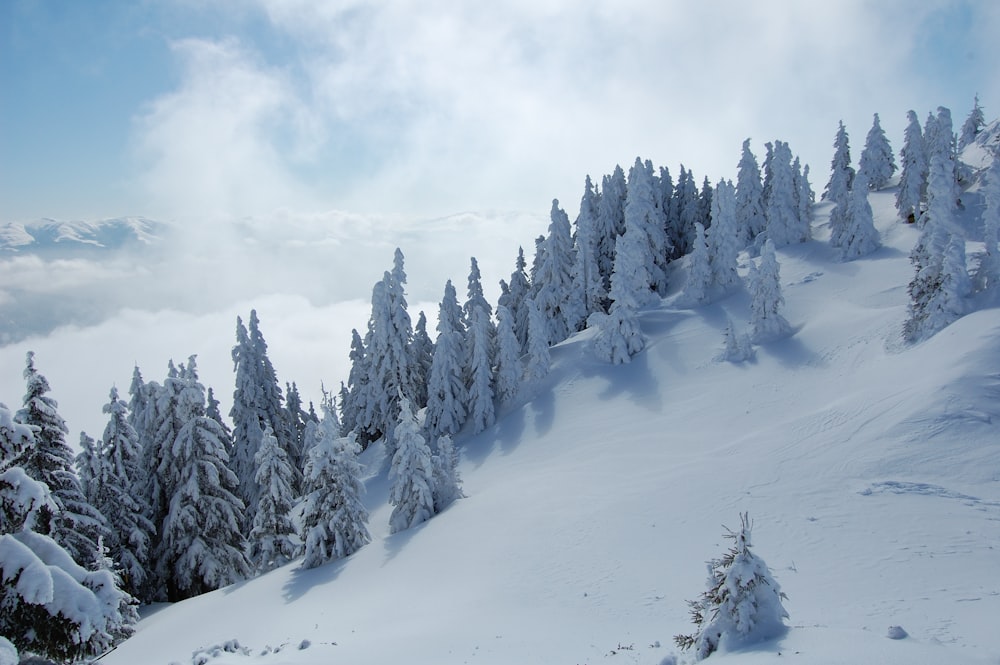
[[132, 37, 321, 220]]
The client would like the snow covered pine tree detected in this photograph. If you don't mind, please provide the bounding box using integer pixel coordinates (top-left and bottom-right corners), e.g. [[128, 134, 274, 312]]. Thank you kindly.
[[675, 513, 788, 660]]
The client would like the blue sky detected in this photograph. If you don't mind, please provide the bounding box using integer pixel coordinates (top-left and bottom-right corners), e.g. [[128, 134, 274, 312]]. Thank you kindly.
[[1, 0, 998, 224]]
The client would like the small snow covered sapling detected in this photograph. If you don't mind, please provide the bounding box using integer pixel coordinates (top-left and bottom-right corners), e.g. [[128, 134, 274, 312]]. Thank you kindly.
[[675, 513, 788, 660]]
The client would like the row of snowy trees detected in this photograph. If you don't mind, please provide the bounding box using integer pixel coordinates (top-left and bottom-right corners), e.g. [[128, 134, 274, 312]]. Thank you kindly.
[[1, 356, 136, 663], [900, 103, 999, 341]]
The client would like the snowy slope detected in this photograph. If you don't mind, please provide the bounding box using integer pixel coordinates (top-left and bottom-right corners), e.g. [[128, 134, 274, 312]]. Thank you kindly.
[[102, 191, 1000, 665]]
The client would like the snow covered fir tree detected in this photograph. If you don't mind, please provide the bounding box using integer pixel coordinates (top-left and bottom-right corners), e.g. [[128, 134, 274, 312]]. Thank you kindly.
[[675, 514, 789, 660], [2, 93, 999, 664]]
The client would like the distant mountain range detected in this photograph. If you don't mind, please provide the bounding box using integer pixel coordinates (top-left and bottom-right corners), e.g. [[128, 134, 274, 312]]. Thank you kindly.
[[0, 217, 165, 254]]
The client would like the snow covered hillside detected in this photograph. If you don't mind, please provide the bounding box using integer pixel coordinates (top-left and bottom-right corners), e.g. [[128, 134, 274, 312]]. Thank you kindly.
[[100, 189, 1000, 665]]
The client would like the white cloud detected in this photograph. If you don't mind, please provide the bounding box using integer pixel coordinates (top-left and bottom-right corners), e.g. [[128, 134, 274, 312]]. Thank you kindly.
[[132, 37, 320, 220]]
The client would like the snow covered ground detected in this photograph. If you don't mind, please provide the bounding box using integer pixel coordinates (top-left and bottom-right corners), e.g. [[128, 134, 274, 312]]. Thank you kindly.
[[97, 189, 1000, 665]]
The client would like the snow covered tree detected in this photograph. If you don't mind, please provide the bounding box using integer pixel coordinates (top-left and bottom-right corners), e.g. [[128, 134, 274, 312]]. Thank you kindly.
[[592, 218, 646, 364], [839, 172, 882, 260], [858, 112, 896, 190], [595, 165, 627, 290], [387, 399, 435, 534], [500, 247, 532, 353], [74, 432, 101, 508], [14, 352, 109, 568], [300, 404, 369, 569], [465, 307, 496, 434], [95, 387, 153, 598], [708, 178, 741, 293], [410, 311, 435, 409], [494, 304, 522, 406], [765, 141, 802, 246], [736, 139, 767, 244], [430, 434, 463, 513], [231, 310, 294, 530], [462, 257, 493, 332], [2, 403, 136, 662], [896, 110, 928, 223], [681, 222, 712, 306], [647, 161, 674, 294], [283, 381, 310, 474], [792, 158, 814, 240], [823, 120, 855, 201], [534, 200, 578, 344], [424, 283, 468, 442], [339, 328, 371, 446], [974, 151, 1000, 293], [672, 165, 702, 257], [905, 107, 969, 341], [720, 318, 755, 363], [748, 240, 792, 343], [958, 94, 985, 151], [524, 297, 552, 381], [159, 363, 249, 600], [571, 175, 609, 321], [248, 424, 300, 573], [365, 253, 420, 458], [675, 513, 788, 660]]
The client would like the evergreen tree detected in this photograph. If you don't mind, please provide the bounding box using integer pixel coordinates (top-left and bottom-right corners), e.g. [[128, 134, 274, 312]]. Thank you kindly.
[[721, 318, 755, 363], [673, 165, 702, 256], [974, 152, 1000, 293], [159, 362, 249, 600], [466, 307, 496, 434], [595, 165, 627, 290], [463, 257, 494, 334], [366, 252, 419, 457], [410, 311, 435, 409], [823, 120, 855, 201], [248, 424, 300, 573], [765, 141, 802, 246], [736, 139, 767, 244], [430, 434, 464, 513], [708, 178, 741, 292], [524, 297, 552, 382], [75, 431, 101, 508], [387, 399, 435, 535], [14, 352, 109, 567], [230, 316, 266, 524], [300, 402, 369, 569], [906, 107, 968, 340], [840, 172, 882, 260], [534, 201, 578, 345], [748, 240, 792, 343], [2, 403, 136, 662], [284, 382, 310, 476], [619, 158, 658, 304], [96, 387, 153, 598], [339, 328, 371, 445], [205, 387, 232, 455], [592, 220, 646, 364], [494, 304, 522, 406], [681, 222, 712, 306], [502, 248, 532, 353], [675, 514, 788, 660], [570, 175, 608, 322], [424, 284, 468, 442], [896, 110, 928, 223], [858, 112, 896, 190], [656, 165, 678, 259], [958, 94, 985, 150], [792, 157, 814, 241], [827, 123, 856, 248]]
